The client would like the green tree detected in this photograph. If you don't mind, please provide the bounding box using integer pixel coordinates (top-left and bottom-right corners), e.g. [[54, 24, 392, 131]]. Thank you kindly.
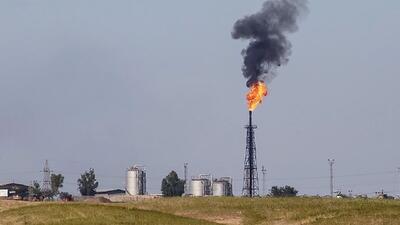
[[29, 181, 43, 199], [161, 171, 185, 197], [51, 173, 64, 196], [270, 185, 298, 197], [77, 168, 98, 196]]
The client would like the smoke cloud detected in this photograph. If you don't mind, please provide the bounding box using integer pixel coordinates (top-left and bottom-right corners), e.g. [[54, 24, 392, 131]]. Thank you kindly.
[[232, 0, 308, 87]]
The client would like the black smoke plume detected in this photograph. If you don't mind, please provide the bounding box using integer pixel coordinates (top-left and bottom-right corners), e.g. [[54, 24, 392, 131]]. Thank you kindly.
[[232, 0, 308, 87]]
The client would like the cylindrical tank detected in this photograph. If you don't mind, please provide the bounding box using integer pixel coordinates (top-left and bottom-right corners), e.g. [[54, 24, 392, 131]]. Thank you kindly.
[[212, 181, 226, 196], [126, 166, 146, 195], [212, 177, 233, 196], [191, 179, 205, 197], [126, 169, 139, 195]]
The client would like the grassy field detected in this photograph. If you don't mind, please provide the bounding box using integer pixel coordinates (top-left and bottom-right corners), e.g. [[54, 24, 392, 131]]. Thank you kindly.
[[1, 197, 400, 225], [0, 202, 218, 225], [130, 197, 400, 225]]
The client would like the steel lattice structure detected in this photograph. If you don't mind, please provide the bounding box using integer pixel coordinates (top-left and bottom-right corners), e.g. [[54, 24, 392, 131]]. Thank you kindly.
[[242, 111, 259, 197], [42, 160, 51, 193]]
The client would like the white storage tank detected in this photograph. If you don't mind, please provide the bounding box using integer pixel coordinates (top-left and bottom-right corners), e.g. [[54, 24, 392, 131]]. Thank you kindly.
[[191, 175, 211, 197], [126, 166, 146, 195], [191, 179, 205, 196], [212, 177, 233, 196], [212, 181, 226, 196], [191, 179, 203, 196]]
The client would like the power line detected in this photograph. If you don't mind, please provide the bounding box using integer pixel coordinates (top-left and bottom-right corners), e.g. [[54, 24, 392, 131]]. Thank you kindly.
[[1, 169, 396, 183], [1, 168, 396, 181], [2, 166, 399, 197], [264, 170, 397, 182]]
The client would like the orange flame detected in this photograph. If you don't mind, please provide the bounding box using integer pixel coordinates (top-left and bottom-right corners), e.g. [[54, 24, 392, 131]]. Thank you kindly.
[[246, 81, 268, 111]]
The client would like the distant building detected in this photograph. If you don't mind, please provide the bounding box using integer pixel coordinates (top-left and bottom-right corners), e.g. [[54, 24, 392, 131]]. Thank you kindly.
[[0, 189, 8, 198], [212, 177, 233, 196], [0, 183, 29, 199], [126, 166, 146, 196], [191, 174, 212, 197], [95, 189, 125, 198]]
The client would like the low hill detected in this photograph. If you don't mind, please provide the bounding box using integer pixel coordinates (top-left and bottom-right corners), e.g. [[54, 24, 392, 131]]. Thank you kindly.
[[0, 202, 218, 225], [129, 197, 400, 225], [1, 197, 400, 225]]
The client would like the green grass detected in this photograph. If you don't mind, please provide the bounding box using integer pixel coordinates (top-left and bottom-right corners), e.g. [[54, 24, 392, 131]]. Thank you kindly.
[[0, 203, 218, 225], [129, 197, 400, 225], [1, 198, 400, 225]]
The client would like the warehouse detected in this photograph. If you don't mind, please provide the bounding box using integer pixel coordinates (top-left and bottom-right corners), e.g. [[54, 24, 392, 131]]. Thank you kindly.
[[0, 183, 29, 200]]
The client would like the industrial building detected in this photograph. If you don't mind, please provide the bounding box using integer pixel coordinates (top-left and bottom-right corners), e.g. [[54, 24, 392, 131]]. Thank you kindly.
[[95, 189, 126, 198], [191, 174, 212, 197], [212, 177, 233, 196], [0, 183, 29, 200], [126, 165, 146, 195], [191, 175, 233, 197]]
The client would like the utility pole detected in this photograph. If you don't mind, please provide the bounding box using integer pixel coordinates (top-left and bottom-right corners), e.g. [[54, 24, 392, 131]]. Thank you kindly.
[[328, 159, 335, 197], [41, 160, 52, 193], [184, 162, 188, 195], [261, 166, 267, 196], [397, 167, 400, 198]]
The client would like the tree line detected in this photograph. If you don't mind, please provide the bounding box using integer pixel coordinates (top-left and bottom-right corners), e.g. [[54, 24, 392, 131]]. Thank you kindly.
[[30, 168, 98, 201], [29, 169, 297, 200], [160, 171, 298, 197]]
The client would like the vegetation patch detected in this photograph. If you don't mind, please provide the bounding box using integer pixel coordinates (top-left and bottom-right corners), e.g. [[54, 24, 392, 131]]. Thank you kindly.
[[0, 203, 219, 225], [1, 198, 400, 225], [129, 197, 400, 225]]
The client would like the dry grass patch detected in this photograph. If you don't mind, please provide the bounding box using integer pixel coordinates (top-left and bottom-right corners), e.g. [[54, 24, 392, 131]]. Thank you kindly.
[[0, 200, 36, 212]]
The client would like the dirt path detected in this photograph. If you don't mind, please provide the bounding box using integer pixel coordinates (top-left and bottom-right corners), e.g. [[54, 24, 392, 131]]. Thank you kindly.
[[176, 211, 242, 225]]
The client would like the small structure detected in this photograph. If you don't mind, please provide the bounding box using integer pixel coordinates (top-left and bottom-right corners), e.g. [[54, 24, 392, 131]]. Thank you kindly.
[[126, 166, 146, 195], [95, 189, 126, 198], [212, 177, 233, 196], [0, 183, 29, 200], [191, 174, 211, 197], [0, 189, 8, 198], [376, 190, 394, 199]]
